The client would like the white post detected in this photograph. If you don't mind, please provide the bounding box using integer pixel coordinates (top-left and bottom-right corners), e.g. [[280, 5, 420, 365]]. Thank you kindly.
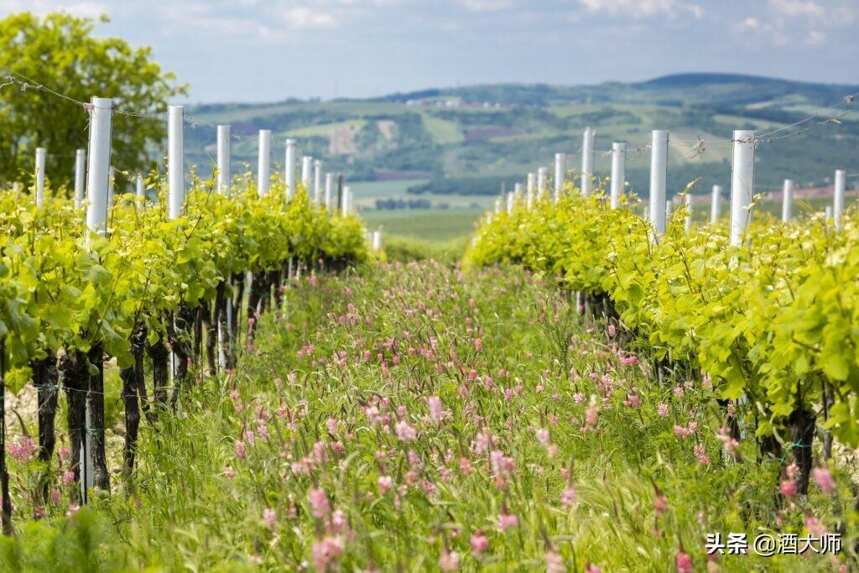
[[495, 198, 501, 214], [506, 191, 514, 214], [537, 167, 547, 200], [313, 160, 322, 204], [325, 173, 334, 211], [285, 138, 296, 200], [610, 142, 625, 209], [781, 179, 794, 222], [34, 147, 46, 207], [74, 148, 86, 209], [649, 130, 668, 236], [710, 185, 722, 224], [372, 230, 382, 252], [257, 129, 271, 197], [684, 193, 693, 233], [301, 156, 312, 187], [554, 152, 565, 202], [526, 173, 535, 197], [82, 96, 112, 503], [833, 169, 846, 230], [341, 185, 351, 216], [217, 124, 231, 194], [581, 127, 595, 196], [729, 130, 755, 247], [86, 97, 112, 237], [167, 105, 185, 220], [136, 174, 145, 207], [524, 180, 533, 209]]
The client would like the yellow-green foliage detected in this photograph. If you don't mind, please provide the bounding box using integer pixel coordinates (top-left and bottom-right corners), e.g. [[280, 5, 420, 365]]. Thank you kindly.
[[465, 188, 859, 446], [0, 178, 369, 391]]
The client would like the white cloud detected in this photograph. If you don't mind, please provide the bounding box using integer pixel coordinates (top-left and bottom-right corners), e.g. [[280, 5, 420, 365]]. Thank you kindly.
[[768, 0, 824, 18], [805, 29, 825, 45], [458, 0, 514, 12], [738, 16, 760, 31], [0, 0, 108, 18], [279, 7, 337, 29], [577, 0, 703, 19]]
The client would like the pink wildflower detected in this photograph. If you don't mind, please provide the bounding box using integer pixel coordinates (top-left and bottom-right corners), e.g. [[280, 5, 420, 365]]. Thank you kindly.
[[676, 551, 693, 573], [262, 508, 277, 530], [623, 392, 641, 408], [234, 440, 247, 460], [378, 476, 393, 494], [694, 444, 710, 466], [428, 396, 445, 423], [780, 480, 797, 498], [308, 487, 331, 519], [812, 467, 836, 494], [654, 494, 669, 514], [395, 420, 417, 442], [439, 550, 461, 572], [585, 565, 602, 573], [805, 515, 826, 537], [312, 536, 344, 572], [498, 512, 519, 531], [470, 531, 489, 556], [62, 470, 76, 486], [536, 428, 551, 447], [326, 417, 338, 435], [546, 550, 566, 573], [8, 437, 37, 463], [561, 485, 577, 507], [657, 403, 669, 417]]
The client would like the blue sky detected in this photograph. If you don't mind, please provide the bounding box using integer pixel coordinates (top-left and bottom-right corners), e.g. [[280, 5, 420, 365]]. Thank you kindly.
[[3, 0, 858, 102]]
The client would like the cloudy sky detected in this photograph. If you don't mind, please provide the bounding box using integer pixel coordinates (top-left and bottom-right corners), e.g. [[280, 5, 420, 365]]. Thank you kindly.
[[2, 0, 858, 102]]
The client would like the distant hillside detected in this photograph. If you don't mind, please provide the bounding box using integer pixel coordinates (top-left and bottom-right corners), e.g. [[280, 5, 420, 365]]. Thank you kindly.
[[186, 73, 859, 198]]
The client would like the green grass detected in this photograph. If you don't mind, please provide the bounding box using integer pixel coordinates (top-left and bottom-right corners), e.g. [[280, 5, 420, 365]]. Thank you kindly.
[[2, 264, 852, 571], [360, 207, 483, 242]]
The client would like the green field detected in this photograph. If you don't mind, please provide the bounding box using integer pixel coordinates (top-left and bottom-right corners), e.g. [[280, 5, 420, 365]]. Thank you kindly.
[[360, 207, 483, 242]]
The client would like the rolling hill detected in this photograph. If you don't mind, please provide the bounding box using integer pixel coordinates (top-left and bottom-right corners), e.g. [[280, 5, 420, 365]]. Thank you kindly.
[[186, 73, 859, 201]]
